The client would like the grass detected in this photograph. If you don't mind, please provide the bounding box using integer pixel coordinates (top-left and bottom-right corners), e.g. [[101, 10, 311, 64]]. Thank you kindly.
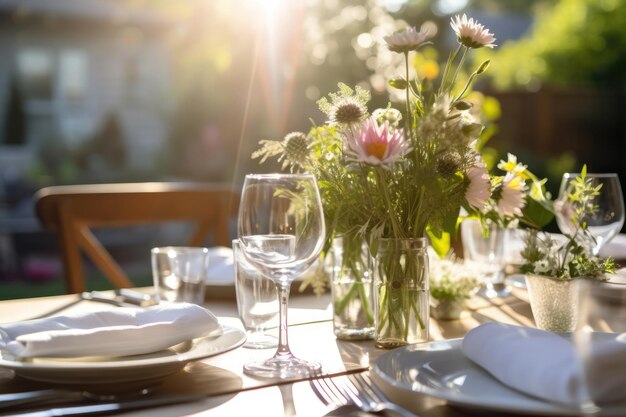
[[0, 273, 154, 300]]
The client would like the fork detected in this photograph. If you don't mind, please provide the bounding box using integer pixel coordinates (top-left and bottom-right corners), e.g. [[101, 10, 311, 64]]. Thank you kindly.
[[311, 372, 419, 417]]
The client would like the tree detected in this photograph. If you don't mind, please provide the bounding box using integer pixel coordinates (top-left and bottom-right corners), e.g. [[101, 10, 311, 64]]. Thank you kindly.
[[3, 76, 27, 145], [476, 0, 626, 90]]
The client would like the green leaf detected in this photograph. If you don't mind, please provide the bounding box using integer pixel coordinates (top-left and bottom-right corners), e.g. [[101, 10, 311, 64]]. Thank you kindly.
[[388, 78, 407, 89], [522, 196, 554, 228], [427, 229, 451, 259]]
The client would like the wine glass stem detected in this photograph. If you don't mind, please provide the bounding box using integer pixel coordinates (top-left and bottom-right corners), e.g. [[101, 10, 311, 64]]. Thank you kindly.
[[273, 280, 294, 360]]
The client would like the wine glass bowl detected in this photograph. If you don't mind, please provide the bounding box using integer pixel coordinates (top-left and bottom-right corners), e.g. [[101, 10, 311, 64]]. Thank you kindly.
[[237, 173, 325, 378], [555, 173, 625, 256]]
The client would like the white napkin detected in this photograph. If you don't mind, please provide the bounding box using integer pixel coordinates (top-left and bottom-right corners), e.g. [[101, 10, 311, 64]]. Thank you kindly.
[[462, 322, 626, 406], [0, 302, 221, 358]]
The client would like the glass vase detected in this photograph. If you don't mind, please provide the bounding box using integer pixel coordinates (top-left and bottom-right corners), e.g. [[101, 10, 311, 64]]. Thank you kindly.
[[373, 237, 429, 348], [328, 236, 374, 340], [525, 274, 582, 332]]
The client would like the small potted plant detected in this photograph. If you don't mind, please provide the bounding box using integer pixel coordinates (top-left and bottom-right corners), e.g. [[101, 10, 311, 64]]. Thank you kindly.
[[430, 254, 479, 320], [521, 167, 616, 332]]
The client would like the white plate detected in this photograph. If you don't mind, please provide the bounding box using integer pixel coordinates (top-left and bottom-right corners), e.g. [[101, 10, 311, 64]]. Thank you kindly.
[[373, 338, 626, 416], [0, 325, 245, 385]]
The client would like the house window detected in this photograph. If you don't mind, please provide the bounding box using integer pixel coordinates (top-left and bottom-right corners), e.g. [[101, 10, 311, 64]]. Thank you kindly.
[[58, 50, 88, 102], [17, 49, 53, 101]]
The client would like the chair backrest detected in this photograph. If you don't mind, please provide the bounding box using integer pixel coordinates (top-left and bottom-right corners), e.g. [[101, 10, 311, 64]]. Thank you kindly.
[[35, 182, 239, 294]]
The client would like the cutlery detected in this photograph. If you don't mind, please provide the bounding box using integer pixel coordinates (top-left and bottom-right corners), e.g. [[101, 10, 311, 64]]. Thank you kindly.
[[80, 290, 156, 308], [311, 373, 418, 417], [5, 393, 206, 416], [114, 289, 157, 306], [0, 384, 160, 411]]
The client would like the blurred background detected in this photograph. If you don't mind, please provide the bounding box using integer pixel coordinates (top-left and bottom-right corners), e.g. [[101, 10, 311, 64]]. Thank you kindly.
[[0, 0, 624, 298]]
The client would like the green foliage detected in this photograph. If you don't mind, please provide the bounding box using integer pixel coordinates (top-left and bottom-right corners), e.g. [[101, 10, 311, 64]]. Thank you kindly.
[[521, 167, 617, 279], [477, 0, 626, 89], [430, 258, 478, 301]]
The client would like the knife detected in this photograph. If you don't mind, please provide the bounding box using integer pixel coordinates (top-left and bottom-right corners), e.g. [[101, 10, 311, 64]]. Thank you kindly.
[[10, 394, 206, 416]]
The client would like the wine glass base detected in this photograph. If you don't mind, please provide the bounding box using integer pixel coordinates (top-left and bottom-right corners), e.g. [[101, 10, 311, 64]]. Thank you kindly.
[[479, 282, 511, 299], [243, 332, 278, 349], [243, 356, 321, 379]]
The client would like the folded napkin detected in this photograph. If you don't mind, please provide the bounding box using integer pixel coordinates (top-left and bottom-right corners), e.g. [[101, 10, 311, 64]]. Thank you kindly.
[[462, 322, 626, 406], [0, 302, 221, 358]]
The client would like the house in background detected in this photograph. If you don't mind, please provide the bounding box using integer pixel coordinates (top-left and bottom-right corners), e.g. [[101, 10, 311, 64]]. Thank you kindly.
[[0, 0, 173, 183], [0, 0, 175, 280]]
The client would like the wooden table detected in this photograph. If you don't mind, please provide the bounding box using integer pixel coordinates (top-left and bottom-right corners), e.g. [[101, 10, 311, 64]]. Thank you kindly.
[[0, 286, 535, 417]]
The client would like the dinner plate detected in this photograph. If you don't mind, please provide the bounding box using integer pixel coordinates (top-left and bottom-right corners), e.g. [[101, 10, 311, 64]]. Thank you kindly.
[[0, 325, 245, 385], [372, 338, 626, 416]]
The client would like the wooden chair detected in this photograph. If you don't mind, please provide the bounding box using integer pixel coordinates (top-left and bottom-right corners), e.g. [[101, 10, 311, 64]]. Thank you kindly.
[[35, 182, 239, 294]]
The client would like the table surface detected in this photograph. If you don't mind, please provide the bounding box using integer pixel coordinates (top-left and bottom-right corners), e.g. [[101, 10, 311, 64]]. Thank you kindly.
[[0, 285, 536, 417]]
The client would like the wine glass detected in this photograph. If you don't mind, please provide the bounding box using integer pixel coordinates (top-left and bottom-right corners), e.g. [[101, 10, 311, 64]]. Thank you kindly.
[[237, 173, 325, 378], [461, 219, 510, 298], [555, 173, 625, 256]]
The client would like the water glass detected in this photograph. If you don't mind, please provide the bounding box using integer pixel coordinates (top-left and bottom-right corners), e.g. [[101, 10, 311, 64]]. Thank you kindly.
[[233, 239, 279, 349], [574, 279, 626, 413], [461, 219, 510, 298], [151, 246, 209, 305]]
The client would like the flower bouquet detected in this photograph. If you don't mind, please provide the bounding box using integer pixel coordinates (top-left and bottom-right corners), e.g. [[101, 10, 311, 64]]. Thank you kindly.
[[254, 15, 527, 347]]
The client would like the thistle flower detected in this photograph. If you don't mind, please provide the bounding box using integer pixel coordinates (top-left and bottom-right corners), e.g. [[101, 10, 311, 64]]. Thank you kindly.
[[329, 97, 367, 125], [283, 132, 309, 163], [450, 14, 496, 49], [465, 160, 491, 210], [384, 25, 433, 54], [436, 151, 462, 177], [344, 117, 409, 169], [497, 172, 527, 217]]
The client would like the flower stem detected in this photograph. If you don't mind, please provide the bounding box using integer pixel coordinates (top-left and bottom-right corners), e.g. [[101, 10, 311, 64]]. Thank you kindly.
[[448, 46, 468, 94], [376, 168, 403, 239], [439, 44, 461, 96], [404, 51, 411, 130]]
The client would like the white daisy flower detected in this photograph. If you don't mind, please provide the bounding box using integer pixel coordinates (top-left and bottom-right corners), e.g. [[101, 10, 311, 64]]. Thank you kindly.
[[384, 25, 433, 54], [450, 14, 496, 49], [465, 160, 491, 210], [497, 172, 527, 217]]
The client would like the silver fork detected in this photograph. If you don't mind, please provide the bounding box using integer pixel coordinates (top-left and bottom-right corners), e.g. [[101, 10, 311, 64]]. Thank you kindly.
[[311, 372, 419, 417]]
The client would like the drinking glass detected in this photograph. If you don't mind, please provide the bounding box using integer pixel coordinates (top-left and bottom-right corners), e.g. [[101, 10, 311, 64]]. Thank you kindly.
[[573, 279, 626, 414], [555, 173, 625, 256], [461, 219, 510, 298], [233, 239, 279, 349], [151, 246, 209, 305], [237, 173, 325, 378]]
